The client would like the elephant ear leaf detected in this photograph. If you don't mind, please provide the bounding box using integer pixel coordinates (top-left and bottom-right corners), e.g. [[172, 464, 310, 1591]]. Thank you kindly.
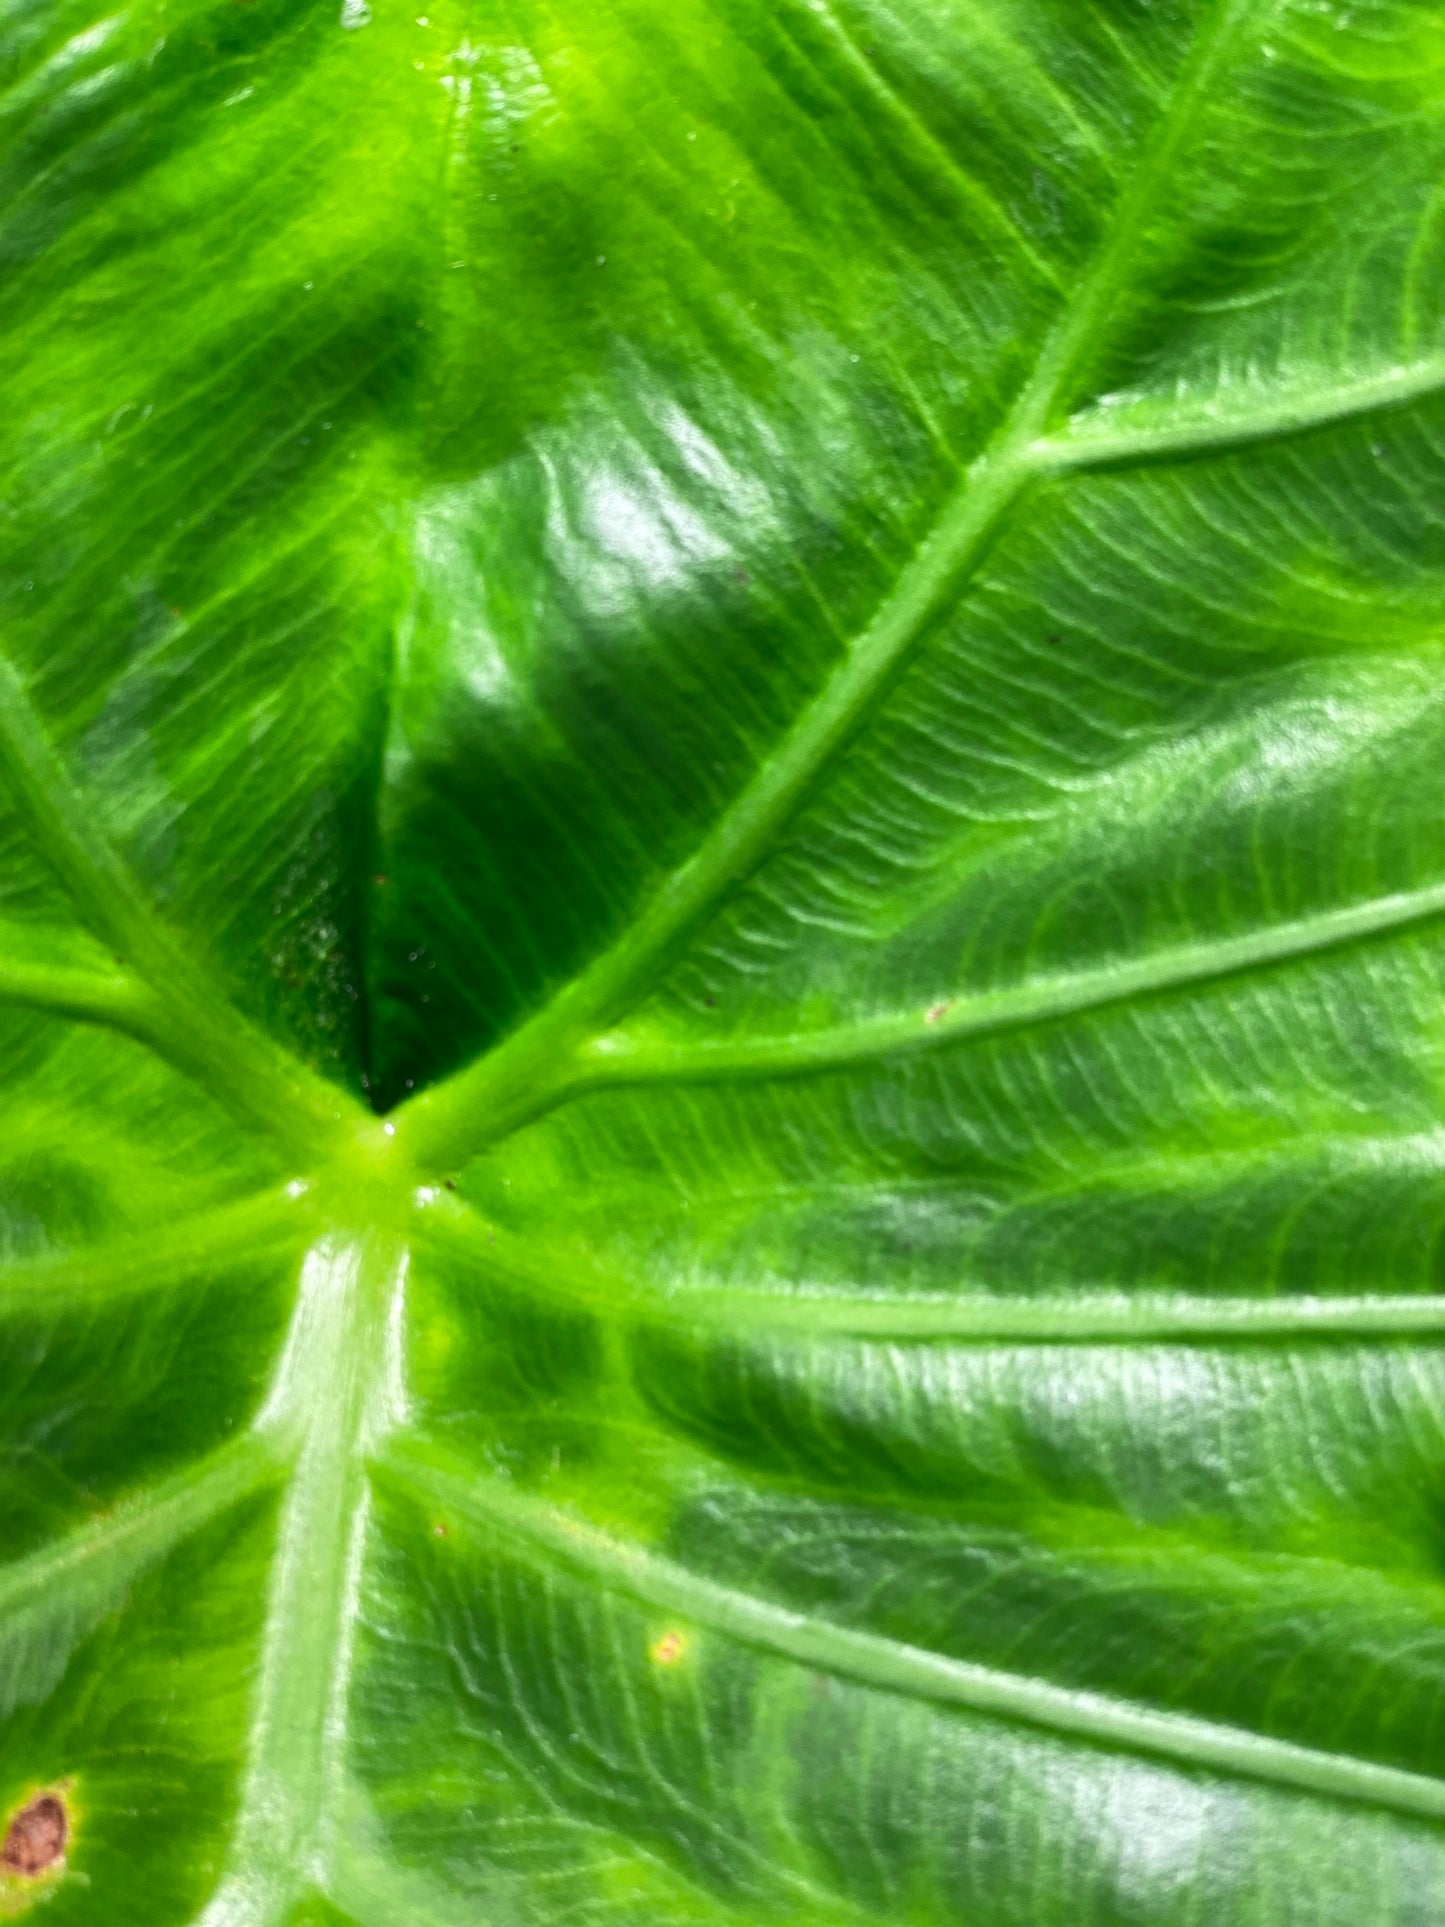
[[2, 0, 1445, 1922]]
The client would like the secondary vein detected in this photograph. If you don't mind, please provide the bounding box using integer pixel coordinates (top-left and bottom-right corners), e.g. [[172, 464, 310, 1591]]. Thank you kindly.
[[1035, 356, 1445, 472], [413, 1189, 1445, 1342], [0, 914, 147, 1032], [0, 1431, 284, 1629], [618, 1290, 1445, 1342], [387, 1440, 1445, 1825], [576, 874, 1445, 1095], [0, 650, 365, 1159], [0, 1183, 317, 1316]]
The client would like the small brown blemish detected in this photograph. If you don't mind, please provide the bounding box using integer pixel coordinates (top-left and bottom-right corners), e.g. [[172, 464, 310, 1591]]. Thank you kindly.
[[650, 1630, 686, 1667], [2, 1794, 68, 1878], [431, 1520, 448, 1538], [924, 1000, 954, 1025]]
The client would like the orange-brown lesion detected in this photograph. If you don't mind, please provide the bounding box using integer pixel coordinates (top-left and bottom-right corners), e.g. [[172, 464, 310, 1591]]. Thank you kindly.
[[649, 1628, 686, 1667], [0, 1786, 72, 1893]]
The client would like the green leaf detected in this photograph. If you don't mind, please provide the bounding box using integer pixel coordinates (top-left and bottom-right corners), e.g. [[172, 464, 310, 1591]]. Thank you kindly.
[[3, 0, 1445, 1919]]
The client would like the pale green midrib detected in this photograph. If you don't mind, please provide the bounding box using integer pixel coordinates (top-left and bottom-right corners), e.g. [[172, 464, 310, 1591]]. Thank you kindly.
[[580, 874, 1445, 1091], [1035, 356, 1445, 471], [388, 0, 1255, 1170], [200, 1229, 407, 1927], [0, 1183, 316, 1314], [415, 1193, 1445, 1341], [0, 650, 364, 1159], [0, 1430, 285, 1626], [387, 1442, 1445, 1825]]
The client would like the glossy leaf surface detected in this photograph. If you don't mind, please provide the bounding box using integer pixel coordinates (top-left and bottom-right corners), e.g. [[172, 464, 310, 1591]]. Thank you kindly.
[[3, 0, 1445, 1920]]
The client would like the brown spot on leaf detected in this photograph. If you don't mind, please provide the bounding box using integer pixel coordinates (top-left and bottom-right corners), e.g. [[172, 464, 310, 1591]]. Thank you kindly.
[[650, 1630, 686, 1666], [924, 1000, 954, 1025], [2, 1795, 67, 1877]]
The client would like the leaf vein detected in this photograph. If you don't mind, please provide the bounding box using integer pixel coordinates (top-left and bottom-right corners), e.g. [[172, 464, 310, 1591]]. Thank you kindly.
[[387, 1441, 1445, 1824]]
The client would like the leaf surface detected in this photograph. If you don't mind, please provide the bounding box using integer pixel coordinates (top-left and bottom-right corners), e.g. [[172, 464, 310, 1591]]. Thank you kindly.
[[3, 0, 1445, 1920]]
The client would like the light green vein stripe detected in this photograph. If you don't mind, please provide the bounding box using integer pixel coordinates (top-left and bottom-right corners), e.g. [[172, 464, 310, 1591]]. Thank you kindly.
[[0, 652, 178, 979], [389, 1442, 1445, 1824], [1034, 358, 1445, 471], [0, 1184, 316, 1316], [414, 1193, 1445, 1342], [650, 1290, 1445, 1340], [0, 1430, 285, 1626], [584, 876, 1445, 1091], [0, 920, 146, 1030]]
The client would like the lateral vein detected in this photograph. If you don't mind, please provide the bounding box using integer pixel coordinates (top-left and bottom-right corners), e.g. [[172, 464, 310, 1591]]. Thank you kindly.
[[413, 1193, 1445, 1342], [0, 914, 147, 1031], [0, 1183, 317, 1316], [387, 1442, 1445, 1825], [0, 650, 362, 1158], [579, 875, 1445, 1095], [1034, 356, 1445, 472], [623, 1290, 1445, 1342], [0, 1431, 284, 1629]]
